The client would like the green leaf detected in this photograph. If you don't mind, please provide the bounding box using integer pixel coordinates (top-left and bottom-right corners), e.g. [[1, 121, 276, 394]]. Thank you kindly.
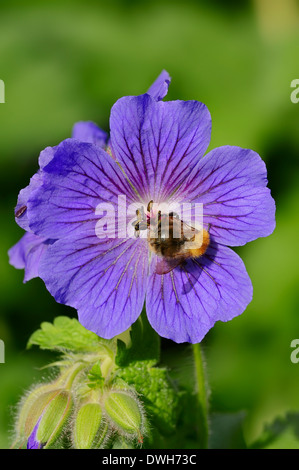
[[87, 361, 104, 388], [117, 361, 178, 436], [27, 316, 105, 352], [115, 308, 160, 367], [250, 412, 299, 449]]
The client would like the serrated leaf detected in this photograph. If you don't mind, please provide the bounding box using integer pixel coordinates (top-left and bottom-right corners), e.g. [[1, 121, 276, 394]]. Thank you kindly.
[[27, 316, 106, 352], [117, 362, 178, 435], [250, 412, 299, 449], [115, 308, 160, 367]]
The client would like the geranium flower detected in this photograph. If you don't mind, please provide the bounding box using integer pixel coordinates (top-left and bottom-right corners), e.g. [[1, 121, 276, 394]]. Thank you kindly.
[[9, 71, 275, 343]]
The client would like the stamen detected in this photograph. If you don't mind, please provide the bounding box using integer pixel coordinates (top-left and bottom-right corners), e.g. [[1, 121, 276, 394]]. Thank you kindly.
[[147, 200, 154, 213]]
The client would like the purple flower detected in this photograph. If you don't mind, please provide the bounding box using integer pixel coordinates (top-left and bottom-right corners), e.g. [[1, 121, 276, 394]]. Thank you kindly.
[[9, 71, 275, 343]]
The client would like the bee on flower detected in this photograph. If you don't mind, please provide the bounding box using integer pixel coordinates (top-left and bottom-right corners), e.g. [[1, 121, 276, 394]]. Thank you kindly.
[[9, 71, 275, 343]]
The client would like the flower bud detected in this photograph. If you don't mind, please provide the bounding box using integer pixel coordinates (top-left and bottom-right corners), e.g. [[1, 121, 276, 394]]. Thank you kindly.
[[36, 390, 72, 448], [73, 403, 107, 449], [104, 391, 143, 438], [16, 384, 61, 443]]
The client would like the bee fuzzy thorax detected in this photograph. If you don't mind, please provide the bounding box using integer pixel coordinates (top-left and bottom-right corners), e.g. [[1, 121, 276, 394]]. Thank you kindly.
[[146, 211, 210, 275], [131, 200, 210, 274], [185, 230, 210, 259]]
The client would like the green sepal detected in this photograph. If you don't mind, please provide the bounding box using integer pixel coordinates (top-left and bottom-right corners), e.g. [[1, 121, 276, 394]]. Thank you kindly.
[[17, 386, 61, 440], [112, 437, 134, 449], [104, 391, 143, 436], [117, 361, 178, 435], [73, 403, 106, 449], [37, 390, 72, 448]]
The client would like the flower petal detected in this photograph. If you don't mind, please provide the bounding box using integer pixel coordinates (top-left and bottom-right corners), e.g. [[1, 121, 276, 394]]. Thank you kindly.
[[180, 146, 276, 246], [14, 147, 56, 231], [15, 125, 109, 233], [146, 241, 253, 343], [27, 418, 43, 450], [27, 139, 137, 240], [39, 232, 149, 338], [72, 121, 108, 148], [147, 70, 171, 101], [14, 172, 43, 231], [38, 146, 56, 169], [8, 232, 51, 282], [110, 94, 211, 202]]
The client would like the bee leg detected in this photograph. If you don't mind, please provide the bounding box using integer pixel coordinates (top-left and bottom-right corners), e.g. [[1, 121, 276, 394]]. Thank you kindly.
[[132, 209, 142, 227]]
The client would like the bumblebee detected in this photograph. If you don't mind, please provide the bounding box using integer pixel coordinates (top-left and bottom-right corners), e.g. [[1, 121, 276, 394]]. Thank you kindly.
[[132, 201, 210, 275]]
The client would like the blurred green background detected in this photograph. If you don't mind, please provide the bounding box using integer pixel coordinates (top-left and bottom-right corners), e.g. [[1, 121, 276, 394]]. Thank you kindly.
[[0, 0, 299, 449]]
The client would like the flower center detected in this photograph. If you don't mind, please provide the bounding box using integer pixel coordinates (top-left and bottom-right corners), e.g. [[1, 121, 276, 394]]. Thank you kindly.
[[132, 201, 210, 266]]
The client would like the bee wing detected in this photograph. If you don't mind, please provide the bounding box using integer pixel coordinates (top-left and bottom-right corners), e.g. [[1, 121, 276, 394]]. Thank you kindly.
[[180, 220, 198, 240], [155, 257, 183, 275]]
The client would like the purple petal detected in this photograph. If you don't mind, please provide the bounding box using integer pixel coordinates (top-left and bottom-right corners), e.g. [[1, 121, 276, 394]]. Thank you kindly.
[[110, 94, 211, 202], [72, 121, 108, 148], [179, 146, 276, 246], [38, 146, 56, 169], [39, 232, 148, 338], [14, 172, 43, 231], [27, 139, 136, 240], [27, 418, 43, 449], [146, 241, 253, 343], [15, 125, 108, 233], [15, 147, 56, 231], [8, 232, 51, 282], [147, 70, 171, 101]]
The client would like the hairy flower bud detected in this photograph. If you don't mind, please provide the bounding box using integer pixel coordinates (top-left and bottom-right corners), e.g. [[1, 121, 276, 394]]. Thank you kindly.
[[73, 402, 107, 449], [15, 384, 62, 446], [35, 389, 72, 448], [104, 391, 144, 439]]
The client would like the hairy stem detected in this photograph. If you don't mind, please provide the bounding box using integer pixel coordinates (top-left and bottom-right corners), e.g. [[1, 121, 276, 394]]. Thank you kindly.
[[192, 343, 209, 449]]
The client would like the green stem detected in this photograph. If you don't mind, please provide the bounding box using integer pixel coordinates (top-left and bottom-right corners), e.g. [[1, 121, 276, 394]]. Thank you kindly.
[[192, 343, 209, 449]]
